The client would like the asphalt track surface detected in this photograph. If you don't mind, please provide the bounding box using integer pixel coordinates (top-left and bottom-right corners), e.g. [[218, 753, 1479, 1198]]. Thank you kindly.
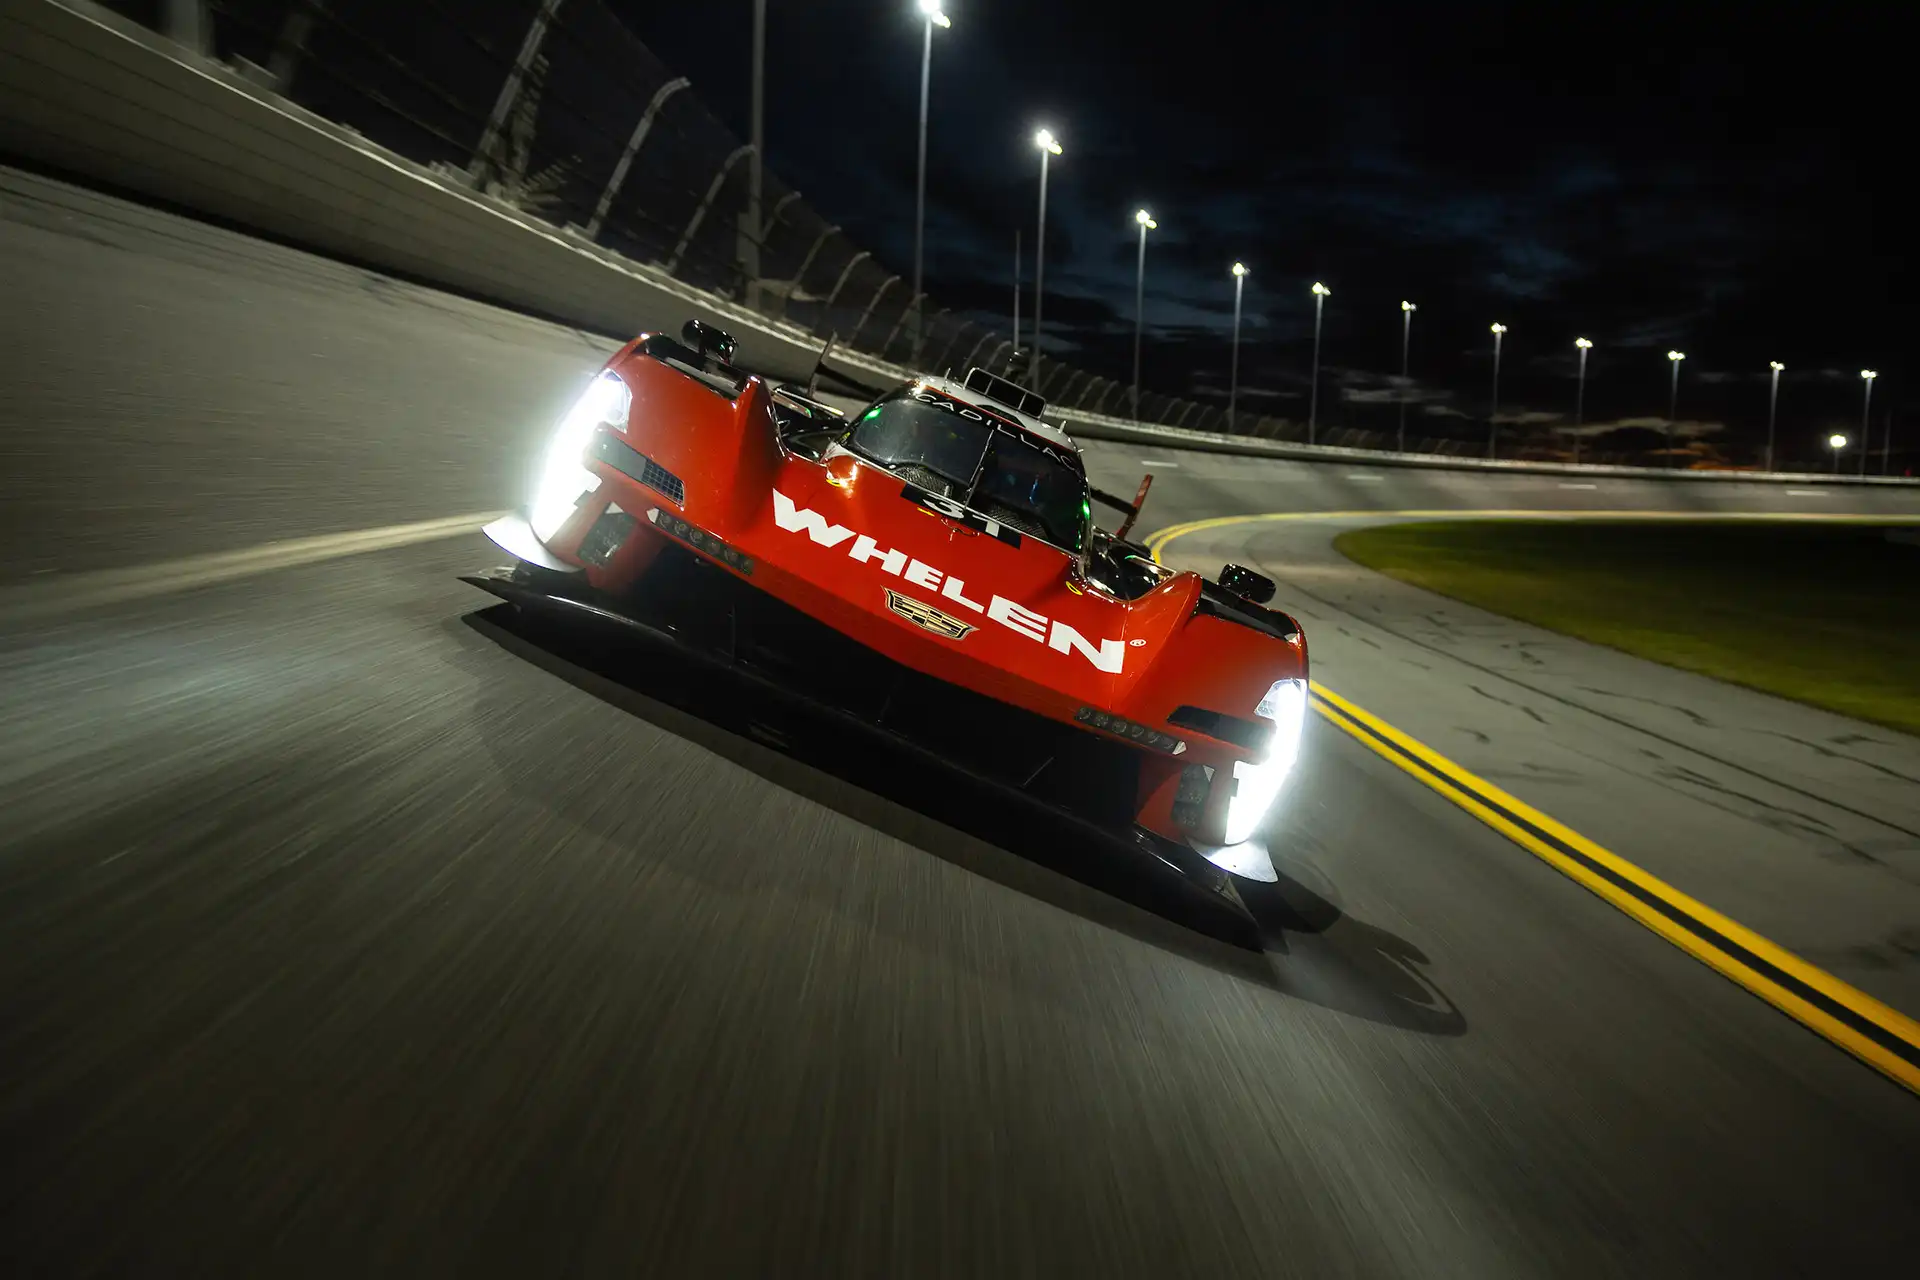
[[3, 170, 1919, 1276]]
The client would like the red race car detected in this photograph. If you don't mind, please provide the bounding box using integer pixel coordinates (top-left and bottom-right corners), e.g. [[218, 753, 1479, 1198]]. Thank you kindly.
[[464, 322, 1309, 921]]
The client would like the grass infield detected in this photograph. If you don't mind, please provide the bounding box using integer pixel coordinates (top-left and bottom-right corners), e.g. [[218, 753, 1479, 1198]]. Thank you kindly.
[[1334, 519, 1920, 736]]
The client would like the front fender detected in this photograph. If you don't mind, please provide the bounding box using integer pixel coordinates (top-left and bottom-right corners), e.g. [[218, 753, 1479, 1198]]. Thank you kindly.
[[1112, 577, 1310, 867]]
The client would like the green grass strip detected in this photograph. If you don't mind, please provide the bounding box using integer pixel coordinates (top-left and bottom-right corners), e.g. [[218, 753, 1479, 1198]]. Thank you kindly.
[[1334, 520, 1920, 737]]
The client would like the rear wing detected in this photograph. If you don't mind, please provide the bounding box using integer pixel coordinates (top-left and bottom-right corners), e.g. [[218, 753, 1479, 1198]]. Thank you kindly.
[[1089, 473, 1154, 540]]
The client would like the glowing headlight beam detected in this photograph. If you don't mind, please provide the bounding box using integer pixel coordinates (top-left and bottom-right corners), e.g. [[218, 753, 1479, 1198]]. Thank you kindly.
[[1223, 677, 1307, 846], [530, 372, 630, 542]]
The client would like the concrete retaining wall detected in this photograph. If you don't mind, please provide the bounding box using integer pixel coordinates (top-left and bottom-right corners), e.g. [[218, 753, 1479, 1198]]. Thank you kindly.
[[0, 0, 894, 387]]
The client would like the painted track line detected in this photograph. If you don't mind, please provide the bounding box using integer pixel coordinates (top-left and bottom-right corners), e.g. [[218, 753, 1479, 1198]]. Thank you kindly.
[[0, 511, 504, 622], [1310, 684, 1920, 1093], [1152, 508, 1920, 1094]]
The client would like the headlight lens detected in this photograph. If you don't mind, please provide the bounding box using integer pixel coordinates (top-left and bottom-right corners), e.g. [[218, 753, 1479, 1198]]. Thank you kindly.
[[1222, 677, 1306, 845], [530, 372, 631, 542]]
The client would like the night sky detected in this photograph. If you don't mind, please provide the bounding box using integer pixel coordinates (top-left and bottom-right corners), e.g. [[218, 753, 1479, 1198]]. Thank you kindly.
[[633, 1, 1908, 466]]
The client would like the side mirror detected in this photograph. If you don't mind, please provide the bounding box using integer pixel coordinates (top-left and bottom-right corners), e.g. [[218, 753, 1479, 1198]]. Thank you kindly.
[[1219, 563, 1276, 604], [682, 319, 737, 364]]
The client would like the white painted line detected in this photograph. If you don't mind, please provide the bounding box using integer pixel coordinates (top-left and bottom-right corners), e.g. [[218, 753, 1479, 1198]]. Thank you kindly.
[[1786, 489, 1828, 497], [1348, 474, 1384, 482], [0, 511, 505, 623], [1559, 482, 1599, 490], [1139, 459, 1180, 468]]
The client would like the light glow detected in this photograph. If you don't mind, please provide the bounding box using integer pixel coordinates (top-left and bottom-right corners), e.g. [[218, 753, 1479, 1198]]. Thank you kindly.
[[530, 372, 629, 542], [1490, 323, 1507, 334], [1668, 350, 1685, 361], [1222, 678, 1307, 846], [1575, 337, 1593, 349], [1135, 208, 1156, 228], [1862, 369, 1878, 380], [1829, 433, 1848, 449], [1034, 128, 1061, 155], [1401, 300, 1416, 312], [1232, 262, 1248, 278], [1770, 361, 1785, 371], [917, 0, 950, 26], [1311, 281, 1330, 296]]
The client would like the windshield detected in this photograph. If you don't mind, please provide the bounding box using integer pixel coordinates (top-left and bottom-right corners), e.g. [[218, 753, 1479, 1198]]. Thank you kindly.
[[846, 393, 991, 495], [974, 433, 1088, 552], [846, 388, 1088, 553]]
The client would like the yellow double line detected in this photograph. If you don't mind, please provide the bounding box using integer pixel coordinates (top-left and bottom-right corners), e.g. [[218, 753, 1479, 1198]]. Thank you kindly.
[[1152, 509, 1920, 1094]]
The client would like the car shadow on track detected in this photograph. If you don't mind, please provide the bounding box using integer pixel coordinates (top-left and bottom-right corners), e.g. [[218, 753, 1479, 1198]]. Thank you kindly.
[[458, 602, 1466, 1033], [1242, 842, 1468, 1037], [457, 603, 1275, 986]]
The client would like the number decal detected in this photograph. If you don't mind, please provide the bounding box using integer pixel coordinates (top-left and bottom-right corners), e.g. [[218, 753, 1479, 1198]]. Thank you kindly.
[[901, 484, 1022, 548]]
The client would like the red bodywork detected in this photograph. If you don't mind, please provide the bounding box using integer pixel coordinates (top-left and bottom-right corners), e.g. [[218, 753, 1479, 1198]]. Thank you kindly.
[[520, 339, 1308, 849]]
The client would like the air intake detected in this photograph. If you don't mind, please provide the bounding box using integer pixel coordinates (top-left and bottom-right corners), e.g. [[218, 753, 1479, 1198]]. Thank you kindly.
[[593, 436, 685, 506], [962, 366, 1046, 416]]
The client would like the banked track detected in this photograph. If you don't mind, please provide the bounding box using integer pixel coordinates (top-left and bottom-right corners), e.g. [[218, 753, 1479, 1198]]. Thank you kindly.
[[3, 172, 1919, 1276]]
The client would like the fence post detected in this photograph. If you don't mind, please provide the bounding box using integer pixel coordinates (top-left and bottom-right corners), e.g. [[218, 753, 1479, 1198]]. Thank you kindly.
[[880, 293, 925, 358], [586, 77, 689, 238], [666, 144, 755, 275], [851, 277, 901, 348], [928, 321, 972, 373], [266, 0, 324, 90], [764, 189, 803, 240], [740, 189, 799, 311], [1175, 402, 1201, 428], [955, 331, 992, 372], [816, 250, 872, 333], [468, 0, 566, 185], [916, 311, 953, 370], [984, 340, 1013, 372], [776, 225, 840, 320]]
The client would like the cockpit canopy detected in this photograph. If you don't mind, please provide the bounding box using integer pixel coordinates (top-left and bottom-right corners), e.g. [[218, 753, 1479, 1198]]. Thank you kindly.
[[845, 385, 1090, 554]]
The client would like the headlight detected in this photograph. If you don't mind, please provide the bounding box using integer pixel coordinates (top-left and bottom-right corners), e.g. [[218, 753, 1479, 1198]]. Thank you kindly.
[[530, 372, 631, 542], [1222, 677, 1306, 845]]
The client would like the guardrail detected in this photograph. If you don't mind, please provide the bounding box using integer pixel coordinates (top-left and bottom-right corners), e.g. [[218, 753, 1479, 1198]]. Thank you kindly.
[[2, 0, 1912, 487]]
